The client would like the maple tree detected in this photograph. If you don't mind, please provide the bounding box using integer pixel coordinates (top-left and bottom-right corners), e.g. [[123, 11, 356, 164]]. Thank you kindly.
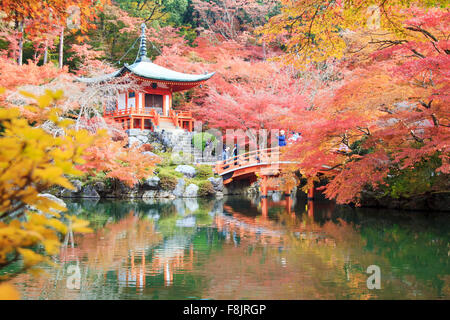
[[78, 132, 159, 187], [0, 89, 95, 299], [192, 0, 279, 41], [271, 3, 449, 204]]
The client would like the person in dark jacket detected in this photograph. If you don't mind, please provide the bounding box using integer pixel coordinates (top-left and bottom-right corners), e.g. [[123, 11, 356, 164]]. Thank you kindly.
[[278, 130, 287, 147], [232, 144, 239, 166]]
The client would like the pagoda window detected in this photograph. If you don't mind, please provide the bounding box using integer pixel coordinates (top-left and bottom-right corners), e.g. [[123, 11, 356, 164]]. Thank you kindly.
[[145, 93, 163, 115], [128, 91, 136, 109], [118, 93, 126, 111]]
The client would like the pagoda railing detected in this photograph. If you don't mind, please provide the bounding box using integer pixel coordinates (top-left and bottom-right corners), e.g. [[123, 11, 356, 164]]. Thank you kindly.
[[104, 108, 193, 118], [169, 109, 179, 128], [177, 111, 192, 118]]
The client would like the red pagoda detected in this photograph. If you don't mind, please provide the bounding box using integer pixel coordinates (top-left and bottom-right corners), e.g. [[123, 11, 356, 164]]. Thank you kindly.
[[81, 24, 214, 132]]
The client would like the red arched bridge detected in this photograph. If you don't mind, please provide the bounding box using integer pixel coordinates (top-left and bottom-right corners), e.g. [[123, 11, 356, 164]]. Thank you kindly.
[[214, 147, 318, 199]]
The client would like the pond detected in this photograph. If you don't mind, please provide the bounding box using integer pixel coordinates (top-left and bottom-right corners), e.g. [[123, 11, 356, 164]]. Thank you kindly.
[[10, 195, 449, 300]]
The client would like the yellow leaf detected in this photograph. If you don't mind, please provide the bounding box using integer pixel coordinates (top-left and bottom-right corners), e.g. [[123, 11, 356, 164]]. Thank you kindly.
[[0, 283, 20, 300], [17, 248, 46, 268], [19, 90, 37, 99], [37, 95, 52, 108], [42, 239, 61, 255]]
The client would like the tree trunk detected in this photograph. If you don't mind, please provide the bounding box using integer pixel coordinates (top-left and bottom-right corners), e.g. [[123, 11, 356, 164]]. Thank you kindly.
[[262, 41, 266, 60], [58, 27, 64, 69], [43, 42, 48, 65], [17, 22, 24, 65]]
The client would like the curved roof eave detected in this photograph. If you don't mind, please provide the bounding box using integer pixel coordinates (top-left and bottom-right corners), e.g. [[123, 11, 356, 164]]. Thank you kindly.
[[75, 68, 125, 83], [124, 61, 215, 83]]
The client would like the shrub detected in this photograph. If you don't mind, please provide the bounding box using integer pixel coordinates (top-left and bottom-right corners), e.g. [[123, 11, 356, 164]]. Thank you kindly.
[[156, 152, 172, 167], [157, 172, 178, 191], [141, 144, 153, 152], [197, 180, 215, 197], [196, 164, 213, 179]]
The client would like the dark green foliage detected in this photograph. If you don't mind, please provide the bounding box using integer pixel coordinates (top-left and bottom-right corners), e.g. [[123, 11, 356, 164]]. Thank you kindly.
[[195, 164, 213, 179], [381, 153, 447, 199], [197, 180, 214, 197], [157, 172, 178, 190]]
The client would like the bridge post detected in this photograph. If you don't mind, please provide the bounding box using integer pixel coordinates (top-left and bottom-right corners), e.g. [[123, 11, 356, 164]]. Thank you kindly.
[[261, 197, 268, 218], [307, 186, 314, 201], [260, 175, 268, 198], [307, 200, 314, 217], [286, 195, 292, 215], [307, 184, 315, 217]]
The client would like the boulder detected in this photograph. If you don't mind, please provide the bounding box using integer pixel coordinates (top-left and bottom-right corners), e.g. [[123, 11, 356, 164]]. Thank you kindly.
[[208, 177, 224, 192], [142, 190, 157, 198], [175, 165, 197, 178], [215, 191, 224, 199], [183, 184, 199, 198], [60, 188, 77, 198], [72, 180, 83, 192], [143, 190, 174, 199], [37, 193, 67, 213], [173, 178, 186, 197], [60, 179, 82, 198], [81, 185, 100, 199], [94, 182, 105, 192], [144, 176, 160, 188], [158, 190, 175, 199], [127, 129, 151, 147]]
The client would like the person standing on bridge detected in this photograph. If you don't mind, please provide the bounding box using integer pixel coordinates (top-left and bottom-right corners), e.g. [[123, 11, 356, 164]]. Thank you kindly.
[[278, 130, 287, 147], [232, 144, 239, 166], [222, 145, 230, 161]]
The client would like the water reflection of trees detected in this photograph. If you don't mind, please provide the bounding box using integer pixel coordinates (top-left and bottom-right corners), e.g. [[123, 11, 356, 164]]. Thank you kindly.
[[13, 196, 449, 300]]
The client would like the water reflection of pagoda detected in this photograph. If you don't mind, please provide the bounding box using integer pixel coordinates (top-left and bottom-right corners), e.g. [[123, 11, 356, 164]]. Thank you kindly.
[[118, 238, 194, 289], [54, 197, 339, 298]]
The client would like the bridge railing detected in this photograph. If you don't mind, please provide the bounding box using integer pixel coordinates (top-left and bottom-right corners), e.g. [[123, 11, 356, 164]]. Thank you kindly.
[[215, 147, 281, 175]]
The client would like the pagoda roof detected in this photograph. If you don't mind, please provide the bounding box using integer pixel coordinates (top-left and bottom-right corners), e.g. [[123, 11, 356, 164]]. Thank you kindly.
[[77, 62, 214, 84], [124, 61, 214, 83], [78, 23, 214, 85]]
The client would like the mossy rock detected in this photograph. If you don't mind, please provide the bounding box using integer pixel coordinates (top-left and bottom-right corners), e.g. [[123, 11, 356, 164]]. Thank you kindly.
[[197, 180, 215, 197], [157, 172, 178, 191]]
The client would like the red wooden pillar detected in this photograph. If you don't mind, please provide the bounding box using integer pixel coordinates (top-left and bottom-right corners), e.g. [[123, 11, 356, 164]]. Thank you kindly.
[[307, 185, 314, 200], [260, 175, 268, 197], [307, 183, 314, 217], [307, 200, 314, 217], [286, 195, 292, 216], [188, 120, 193, 132], [261, 197, 268, 219], [136, 92, 140, 113]]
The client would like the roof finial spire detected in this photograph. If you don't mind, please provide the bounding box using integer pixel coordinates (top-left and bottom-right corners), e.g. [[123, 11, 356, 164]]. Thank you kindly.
[[135, 23, 150, 63]]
